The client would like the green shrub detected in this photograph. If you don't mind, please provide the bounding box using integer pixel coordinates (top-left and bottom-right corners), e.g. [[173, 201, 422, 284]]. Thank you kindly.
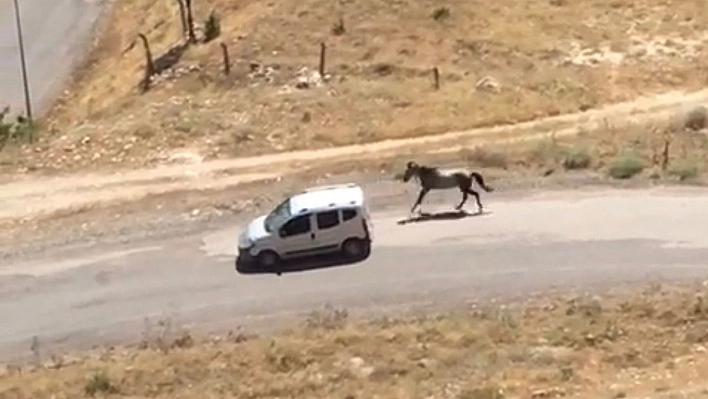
[[85, 371, 117, 396], [667, 159, 700, 181], [432, 7, 451, 21], [608, 150, 645, 179], [331, 18, 345, 35], [203, 11, 221, 42], [0, 109, 37, 150]]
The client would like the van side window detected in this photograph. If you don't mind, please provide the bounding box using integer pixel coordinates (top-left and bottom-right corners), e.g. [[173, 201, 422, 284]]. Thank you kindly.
[[280, 214, 311, 237], [316, 210, 340, 230], [342, 209, 357, 221]]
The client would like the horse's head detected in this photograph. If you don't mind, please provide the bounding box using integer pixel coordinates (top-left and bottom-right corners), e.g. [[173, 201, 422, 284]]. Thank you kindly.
[[402, 161, 419, 182]]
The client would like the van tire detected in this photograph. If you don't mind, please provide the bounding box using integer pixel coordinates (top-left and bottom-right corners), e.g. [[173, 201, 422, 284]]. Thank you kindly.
[[341, 238, 369, 259], [257, 250, 280, 270]]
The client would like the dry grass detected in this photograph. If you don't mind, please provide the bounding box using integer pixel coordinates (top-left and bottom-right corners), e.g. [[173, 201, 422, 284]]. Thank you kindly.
[[5, 284, 708, 399], [1, 0, 708, 175]]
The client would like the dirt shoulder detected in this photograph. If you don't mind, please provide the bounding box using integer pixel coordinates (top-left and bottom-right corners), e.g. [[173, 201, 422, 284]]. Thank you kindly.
[[4, 282, 708, 399]]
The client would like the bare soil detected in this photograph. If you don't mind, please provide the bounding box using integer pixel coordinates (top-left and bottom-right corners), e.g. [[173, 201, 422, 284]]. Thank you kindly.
[[1, 0, 708, 175], [4, 282, 708, 399]]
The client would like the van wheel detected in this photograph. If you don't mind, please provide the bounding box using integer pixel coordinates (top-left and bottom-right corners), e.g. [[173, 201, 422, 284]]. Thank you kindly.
[[257, 250, 280, 269], [342, 238, 368, 259]]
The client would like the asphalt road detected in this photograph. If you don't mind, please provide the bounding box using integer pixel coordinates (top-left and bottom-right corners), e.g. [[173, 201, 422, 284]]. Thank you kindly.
[[1, 186, 708, 364], [0, 0, 105, 115]]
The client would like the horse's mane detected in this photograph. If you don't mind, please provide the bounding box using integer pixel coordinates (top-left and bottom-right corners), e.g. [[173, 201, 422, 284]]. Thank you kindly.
[[417, 164, 439, 173]]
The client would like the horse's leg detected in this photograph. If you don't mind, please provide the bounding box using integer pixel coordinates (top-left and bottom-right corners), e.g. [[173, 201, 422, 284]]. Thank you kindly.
[[411, 188, 429, 215], [455, 189, 468, 211], [466, 188, 483, 213]]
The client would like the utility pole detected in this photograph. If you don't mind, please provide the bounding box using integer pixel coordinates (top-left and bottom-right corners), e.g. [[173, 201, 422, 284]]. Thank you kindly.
[[12, 0, 33, 122]]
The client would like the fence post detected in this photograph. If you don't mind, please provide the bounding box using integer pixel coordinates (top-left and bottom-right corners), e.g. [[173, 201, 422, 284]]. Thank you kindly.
[[185, 0, 197, 43], [220, 42, 231, 75], [432, 67, 440, 90], [319, 42, 327, 77], [137, 33, 155, 92], [661, 131, 671, 171]]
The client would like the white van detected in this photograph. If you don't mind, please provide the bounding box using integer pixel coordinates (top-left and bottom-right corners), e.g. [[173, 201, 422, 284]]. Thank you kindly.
[[236, 183, 373, 271]]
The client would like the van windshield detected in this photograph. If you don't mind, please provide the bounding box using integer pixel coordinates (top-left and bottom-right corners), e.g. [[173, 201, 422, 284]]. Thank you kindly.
[[264, 199, 291, 233]]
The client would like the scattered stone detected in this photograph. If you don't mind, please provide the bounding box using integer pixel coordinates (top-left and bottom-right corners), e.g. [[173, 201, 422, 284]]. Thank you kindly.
[[294, 67, 327, 89], [531, 387, 566, 398], [168, 151, 204, 165], [417, 358, 434, 368], [475, 76, 501, 92], [349, 357, 375, 378], [248, 62, 278, 83]]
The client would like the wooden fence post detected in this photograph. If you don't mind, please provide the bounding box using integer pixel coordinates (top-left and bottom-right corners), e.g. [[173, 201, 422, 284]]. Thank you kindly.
[[137, 33, 155, 92], [319, 42, 326, 77], [173, 0, 188, 36], [185, 0, 197, 43], [220, 42, 231, 75], [432, 67, 440, 90], [661, 131, 672, 171]]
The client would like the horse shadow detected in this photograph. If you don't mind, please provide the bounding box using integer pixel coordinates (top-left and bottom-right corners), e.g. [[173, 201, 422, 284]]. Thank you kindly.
[[397, 209, 491, 225], [235, 250, 370, 276]]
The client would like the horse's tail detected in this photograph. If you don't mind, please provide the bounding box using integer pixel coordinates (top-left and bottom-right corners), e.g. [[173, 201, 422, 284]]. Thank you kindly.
[[470, 172, 494, 192]]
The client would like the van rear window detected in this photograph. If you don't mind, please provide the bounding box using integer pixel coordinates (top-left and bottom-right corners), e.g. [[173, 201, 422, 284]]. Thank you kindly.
[[342, 209, 357, 221]]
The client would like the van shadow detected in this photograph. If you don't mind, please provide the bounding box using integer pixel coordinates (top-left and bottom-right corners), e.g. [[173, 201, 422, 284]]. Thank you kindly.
[[397, 210, 491, 225], [236, 251, 371, 276]]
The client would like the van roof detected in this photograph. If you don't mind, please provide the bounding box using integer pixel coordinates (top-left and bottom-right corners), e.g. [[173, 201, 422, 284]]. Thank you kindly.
[[288, 183, 364, 215]]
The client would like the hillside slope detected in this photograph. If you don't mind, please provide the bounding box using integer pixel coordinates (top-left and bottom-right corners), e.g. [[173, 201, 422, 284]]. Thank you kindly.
[[2, 0, 708, 174]]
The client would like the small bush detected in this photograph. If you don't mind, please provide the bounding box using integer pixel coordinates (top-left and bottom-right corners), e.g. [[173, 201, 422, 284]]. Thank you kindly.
[[684, 106, 707, 131], [305, 303, 348, 330], [562, 147, 592, 170], [459, 385, 505, 399], [85, 371, 117, 396], [461, 146, 508, 169], [203, 11, 221, 42], [432, 7, 451, 21], [667, 159, 700, 181], [608, 150, 645, 179], [331, 18, 345, 35], [0, 110, 37, 150], [559, 366, 574, 381], [528, 138, 563, 166]]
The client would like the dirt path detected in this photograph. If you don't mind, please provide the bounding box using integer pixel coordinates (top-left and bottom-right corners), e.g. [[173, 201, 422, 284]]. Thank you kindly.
[[2, 89, 706, 223]]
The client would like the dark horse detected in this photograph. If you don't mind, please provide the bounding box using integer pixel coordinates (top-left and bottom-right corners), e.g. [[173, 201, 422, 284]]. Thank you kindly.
[[402, 161, 494, 215]]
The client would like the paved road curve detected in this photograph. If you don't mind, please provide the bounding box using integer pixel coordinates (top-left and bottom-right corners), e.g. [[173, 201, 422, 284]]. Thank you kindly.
[[0, 0, 105, 115], [1, 187, 708, 363]]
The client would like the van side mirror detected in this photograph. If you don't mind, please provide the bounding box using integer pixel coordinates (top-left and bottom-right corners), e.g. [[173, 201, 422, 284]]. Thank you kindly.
[[278, 228, 287, 238]]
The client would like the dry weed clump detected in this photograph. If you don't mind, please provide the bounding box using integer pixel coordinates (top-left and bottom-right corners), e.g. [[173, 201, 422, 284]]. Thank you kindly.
[[561, 146, 592, 170], [5, 285, 708, 399]]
